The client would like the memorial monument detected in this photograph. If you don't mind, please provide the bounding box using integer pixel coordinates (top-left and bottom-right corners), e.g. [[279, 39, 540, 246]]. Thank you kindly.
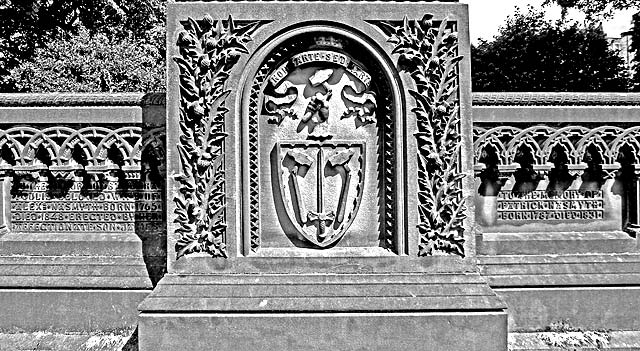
[[0, 2, 639, 348], [138, 1, 507, 350]]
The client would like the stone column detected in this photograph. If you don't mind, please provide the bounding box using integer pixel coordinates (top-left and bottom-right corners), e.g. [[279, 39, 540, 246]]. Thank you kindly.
[[497, 163, 520, 192], [567, 163, 587, 190], [534, 163, 554, 191]]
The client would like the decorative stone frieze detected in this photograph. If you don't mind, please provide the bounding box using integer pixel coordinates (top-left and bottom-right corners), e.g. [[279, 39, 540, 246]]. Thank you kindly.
[[0, 125, 165, 234]]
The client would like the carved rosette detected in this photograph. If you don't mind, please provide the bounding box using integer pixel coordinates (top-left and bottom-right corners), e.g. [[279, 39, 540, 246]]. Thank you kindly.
[[172, 15, 264, 259], [375, 15, 467, 256]]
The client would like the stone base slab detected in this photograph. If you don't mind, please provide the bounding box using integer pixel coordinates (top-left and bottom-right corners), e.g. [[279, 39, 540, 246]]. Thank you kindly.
[[479, 254, 640, 331], [0, 289, 149, 332], [138, 273, 507, 350], [0, 232, 153, 331], [496, 287, 640, 332], [139, 311, 507, 351]]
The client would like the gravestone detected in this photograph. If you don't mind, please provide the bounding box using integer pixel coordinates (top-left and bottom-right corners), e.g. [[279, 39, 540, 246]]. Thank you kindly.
[[138, 2, 507, 350]]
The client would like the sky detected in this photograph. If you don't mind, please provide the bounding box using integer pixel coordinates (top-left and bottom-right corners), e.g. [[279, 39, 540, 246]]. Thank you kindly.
[[460, 0, 636, 44]]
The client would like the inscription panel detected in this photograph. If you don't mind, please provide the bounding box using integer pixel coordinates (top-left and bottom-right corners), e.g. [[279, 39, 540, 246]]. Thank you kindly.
[[10, 182, 163, 234], [496, 190, 604, 222], [477, 185, 622, 233]]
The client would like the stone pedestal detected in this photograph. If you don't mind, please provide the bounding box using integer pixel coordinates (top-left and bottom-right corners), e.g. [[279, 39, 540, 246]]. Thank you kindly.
[[139, 2, 506, 349]]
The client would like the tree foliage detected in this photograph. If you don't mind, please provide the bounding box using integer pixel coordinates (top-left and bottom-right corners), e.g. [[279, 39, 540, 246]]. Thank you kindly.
[[9, 27, 164, 93], [472, 7, 630, 92], [543, 0, 640, 19], [0, 0, 166, 92]]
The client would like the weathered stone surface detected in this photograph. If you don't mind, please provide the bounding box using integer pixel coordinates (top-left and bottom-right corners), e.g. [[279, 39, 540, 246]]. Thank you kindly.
[[139, 312, 507, 351], [496, 287, 640, 332], [0, 290, 148, 332], [479, 253, 640, 331], [477, 232, 636, 255], [141, 1, 506, 350]]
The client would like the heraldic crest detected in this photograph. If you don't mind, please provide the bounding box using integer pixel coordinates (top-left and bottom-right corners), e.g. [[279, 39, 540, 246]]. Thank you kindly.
[[262, 35, 377, 248]]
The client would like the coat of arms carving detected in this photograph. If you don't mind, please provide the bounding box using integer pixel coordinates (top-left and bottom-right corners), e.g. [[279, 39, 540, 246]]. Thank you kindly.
[[261, 35, 377, 248]]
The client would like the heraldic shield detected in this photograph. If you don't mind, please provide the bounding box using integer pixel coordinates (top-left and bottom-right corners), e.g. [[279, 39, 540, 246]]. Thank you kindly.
[[276, 141, 365, 248]]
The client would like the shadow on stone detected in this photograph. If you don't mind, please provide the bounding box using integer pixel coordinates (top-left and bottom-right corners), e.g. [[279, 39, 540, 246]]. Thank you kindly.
[[121, 327, 139, 351]]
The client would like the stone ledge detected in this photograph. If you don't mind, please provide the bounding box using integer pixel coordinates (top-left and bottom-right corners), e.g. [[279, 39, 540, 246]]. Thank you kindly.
[[0, 232, 146, 257], [478, 253, 640, 287], [473, 92, 640, 106], [477, 231, 637, 256], [0, 93, 165, 107], [139, 273, 506, 313]]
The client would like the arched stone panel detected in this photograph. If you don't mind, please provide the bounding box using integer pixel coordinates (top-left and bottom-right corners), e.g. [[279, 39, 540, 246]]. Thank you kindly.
[[239, 23, 404, 256]]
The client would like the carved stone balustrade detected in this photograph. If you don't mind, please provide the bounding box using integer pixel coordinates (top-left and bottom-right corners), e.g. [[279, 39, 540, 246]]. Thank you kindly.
[[0, 93, 166, 332], [473, 92, 640, 333]]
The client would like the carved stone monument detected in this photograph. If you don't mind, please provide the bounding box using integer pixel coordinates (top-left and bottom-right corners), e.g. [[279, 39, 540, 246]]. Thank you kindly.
[[139, 2, 507, 349]]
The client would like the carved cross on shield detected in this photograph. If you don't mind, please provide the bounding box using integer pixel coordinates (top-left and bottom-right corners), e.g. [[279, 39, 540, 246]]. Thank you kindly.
[[277, 141, 365, 248]]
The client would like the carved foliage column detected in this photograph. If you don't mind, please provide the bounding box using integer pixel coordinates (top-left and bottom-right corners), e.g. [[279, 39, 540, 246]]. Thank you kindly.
[[172, 15, 265, 259], [374, 16, 467, 257]]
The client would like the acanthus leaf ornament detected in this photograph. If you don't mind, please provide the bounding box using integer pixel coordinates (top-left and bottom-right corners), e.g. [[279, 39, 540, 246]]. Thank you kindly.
[[173, 15, 266, 259], [373, 14, 467, 256]]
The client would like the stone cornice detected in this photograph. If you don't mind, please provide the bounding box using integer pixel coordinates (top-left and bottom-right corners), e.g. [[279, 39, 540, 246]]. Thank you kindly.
[[0, 92, 165, 107], [472, 92, 640, 106], [5, 92, 640, 107]]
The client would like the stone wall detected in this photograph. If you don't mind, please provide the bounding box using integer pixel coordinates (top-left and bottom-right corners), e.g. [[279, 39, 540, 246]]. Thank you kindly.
[[0, 93, 165, 331], [0, 92, 639, 334], [473, 92, 640, 332]]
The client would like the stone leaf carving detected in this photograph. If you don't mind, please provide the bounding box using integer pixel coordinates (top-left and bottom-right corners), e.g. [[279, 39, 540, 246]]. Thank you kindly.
[[374, 15, 466, 256], [172, 14, 264, 259]]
